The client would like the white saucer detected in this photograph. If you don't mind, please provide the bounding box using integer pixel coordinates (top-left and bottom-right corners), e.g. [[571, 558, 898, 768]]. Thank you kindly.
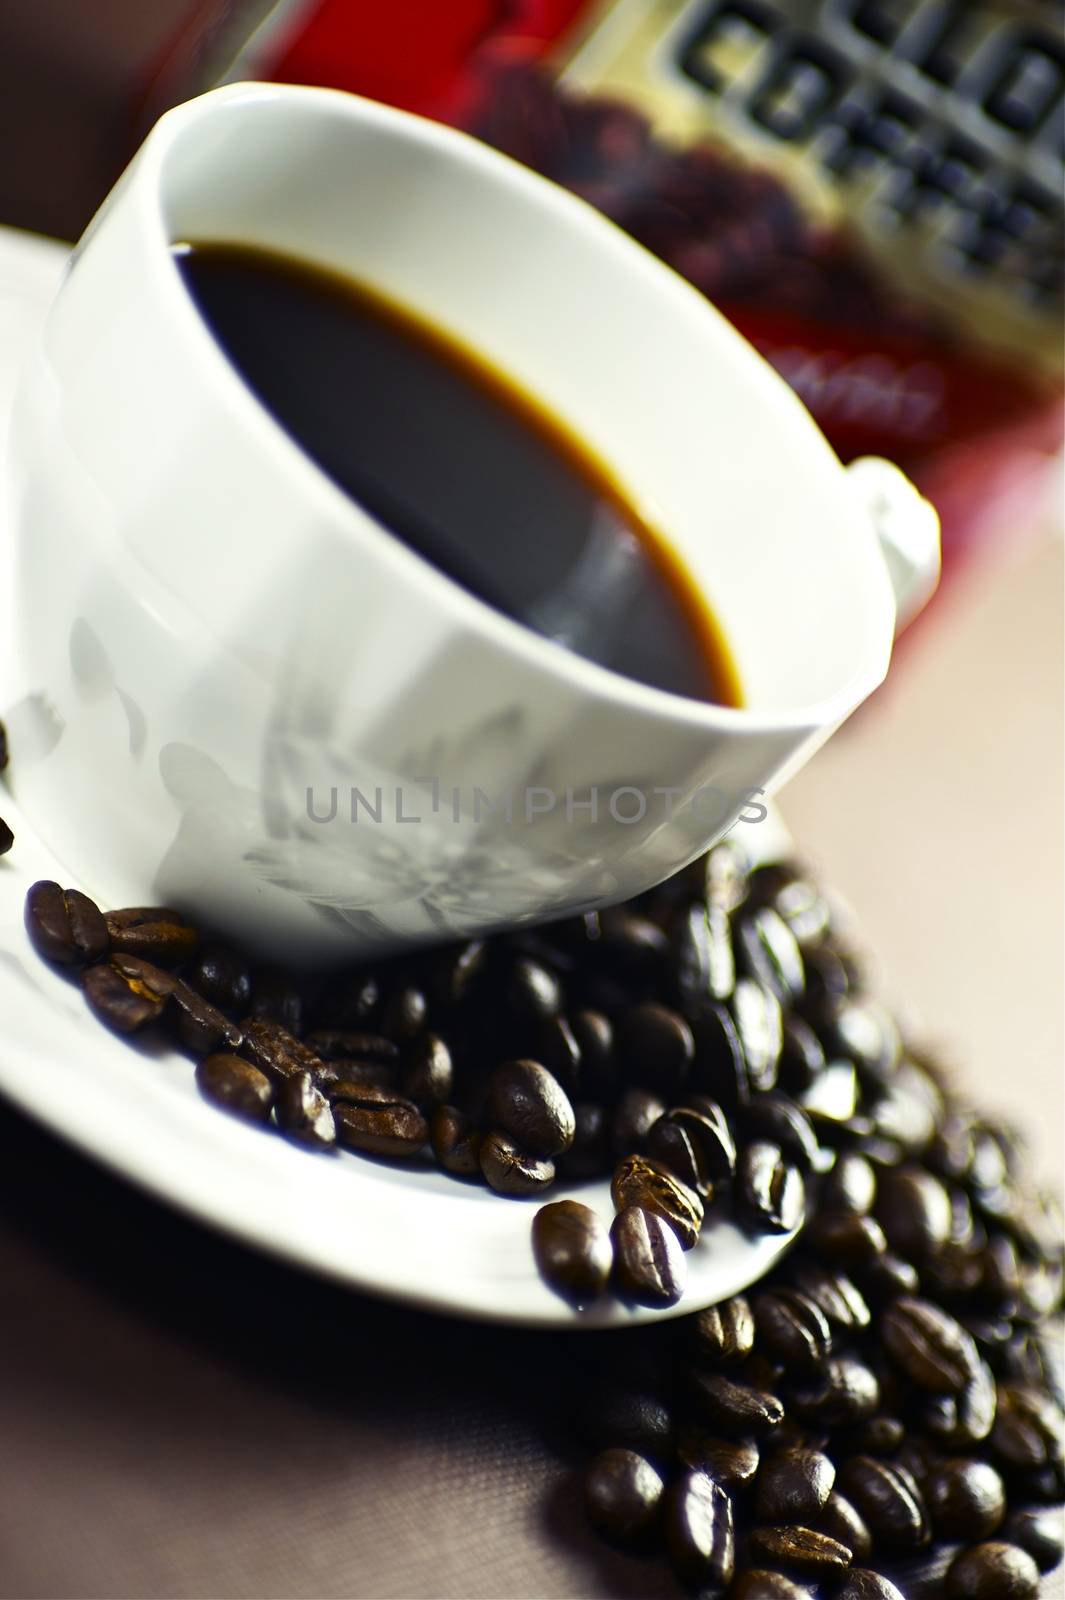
[[0, 224, 801, 1326]]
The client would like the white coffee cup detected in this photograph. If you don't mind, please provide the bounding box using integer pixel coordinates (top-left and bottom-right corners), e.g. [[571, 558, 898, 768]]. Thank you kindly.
[[5, 83, 939, 958]]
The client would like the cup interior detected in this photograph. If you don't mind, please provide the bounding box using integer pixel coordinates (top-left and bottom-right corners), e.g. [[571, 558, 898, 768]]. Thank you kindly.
[[154, 85, 894, 725]]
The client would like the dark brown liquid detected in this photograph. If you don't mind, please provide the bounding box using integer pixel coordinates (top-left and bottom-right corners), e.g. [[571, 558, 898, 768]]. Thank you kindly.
[[175, 242, 741, 705]]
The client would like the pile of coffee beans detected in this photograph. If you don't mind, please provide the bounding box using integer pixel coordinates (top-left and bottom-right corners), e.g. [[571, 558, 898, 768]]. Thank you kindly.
[[21, 836, 1064, 1592]]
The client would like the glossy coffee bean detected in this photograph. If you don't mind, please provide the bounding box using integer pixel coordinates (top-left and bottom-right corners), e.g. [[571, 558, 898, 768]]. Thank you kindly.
[[732, 978, 782, 1092], [843, 1416, 905, 1456], [583, 1448, 663, 1544], [647, 1100, 734, 1194], [676, 1432, 759, 1494], [922, 1359, 998, 1447], [505, 956, 562, 1023], [789, 1357, 880, 1427], [430, 938, 485, 1006], [533, 1014, 582, 1095], [837, 1456, 930, 1552], [663, 1468, 735, 1587], [836, 1570, 905, 1600], [925, 1457, 1006, 1540], [748, 1524, 852, 1578], [611, 1155, 703, 1249], [881, 1296, 981, 1393], [675, 901, 735, 1008], [738, 1143, 805, 1234], [944, 1542, 1040, 1600], [808, 1211, 887, 1266], [275, 1069, 336, 1148], [479, 1131, 554, 1195], [876, 1166, 952, 1260], [732, 1570, 808, 1599], [571, 1010, 614, 1093], [777, 1015, 826, 1093], [533, 1200, 611, 1304], [580, 1390, 675, 1462], [692, 1296, 755, 1366], [858, 1250, 919, 1303], [789, 1263, 871, 1332], [164, 974, 244, 1056], [380, 983, 427, 1041], [685, 1371, 785, 1438], [990, 1383, 1065, 1470], [820, 1491, 873, 1562], [332, 1086, 428, 1159], [609, 1087, 667, 1157], [823, 1154, 877, 1216], [26, 880, 109, 966], [104, 907, 198, 965], [188, 947, 252, 1014], [616, 1002, 694, 1096], [610, 1206, 686, 1307], [739, 1092, 820, 1172], [1002, 1505, 1065, 1572], [756, 1447, 835, 1523], [753, 1288, 832, 1371], [400, 1032, 453, 1107], [736, 905, 805, 1003], [241, 1019, 325, 1086], [486, 1060, 575, 1158], [690, 1001, 749, 1107], [429, 1105, 481, 1177], [195, 1053, 273, 1121], [82, 958, 168, 1032]]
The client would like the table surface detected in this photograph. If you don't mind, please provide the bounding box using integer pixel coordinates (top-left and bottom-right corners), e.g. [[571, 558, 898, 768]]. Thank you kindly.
[[0, 528, 1061, 1597]]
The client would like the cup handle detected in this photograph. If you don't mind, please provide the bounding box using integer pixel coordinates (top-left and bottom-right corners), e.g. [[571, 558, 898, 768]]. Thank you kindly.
[[846, 456, 941, 635]]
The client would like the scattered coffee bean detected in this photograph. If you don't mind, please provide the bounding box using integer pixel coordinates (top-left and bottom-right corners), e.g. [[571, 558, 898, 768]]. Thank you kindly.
[[676, 1432, 759, 1493], [333, 1087, 428, 1159], [165, 975, 244, 1056], [479, 1131, 555, 1195], [26, 880, 108, 965], [789, 1264, 871, 1332], [789, 1356, 880, 1427], [663, 1469, 735, 1587], [104, 907, 198, 965], [647, 1099, 734, 1194], [881, 1296, 981, 1393], [944, 1541, 1040, 1600], [533, 1200, 611, 1305], [584, 1448, 663, 1543], [187, 946, 252, 1015], [430, 1105, 481, 1177], [692, 1296, 756, 1366], [611, 1154, 703, 1249], [738, 1142, 805, 1234], [753, 1288, 832, 1371], [926, 1457, 1006, 1540], [837, 1456, 930, 1552], [686, 1371, 785, 1438], [748, 1524, 852, 1578], [82, 958, 167, 1032], [486, 1060, 575, 1158], [610, 1205, 686, 1307], [195, 1053, 273, 1122], [581, 1389, 675, 1462], [241, 1018, 325, 1086], [756, 1447, 835, 1524]]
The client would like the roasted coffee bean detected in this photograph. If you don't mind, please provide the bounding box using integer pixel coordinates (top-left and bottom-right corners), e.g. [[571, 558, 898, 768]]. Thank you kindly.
[[732, 978, 782, 1092], [876, 1166, 952, 1260], [836, 1571, 905, 1600], [533, 1014, 581, 1094], [195, 1053, 273, 1121], [25, 881, 108, 966], [571, 1009, 613, 1093], [647, 1100, 735, 1194], [748, 1524, 852, 1577], [429, 1105, 481, 1177], [616, 1002, 694, 1095], [738, 1142, 805, 1234], [583, 1448, 663, 1544], [689, 1000, 750, 1109], [944, 1542, 1040, 1600], [736, 906, 804, 1002], [274, 1069, 336, 1148], [305, 1029, 399, 1065], [241, 1018, 324, 1086], [104, 908, 198, 965], [858, 1250, 919, 1302], [756, 1447, 835, 1523], [753, 1289, 832, 1372], [922, 1359, 998, 1447], [487, 1059, 574, 1158], [400, 1032, 453, 1107], [925, 1457, 1006, 1540], [609, 1087, 667, 1157], [739, 1093, 820, 1172], [1002, 1505, 1065, 1572], [380, 983, 427, 1041], [820, 1491, 874, 1562], [732, 1569, 808, 1599], [676, 1432, 759, 1494], [611, 1154, 703, 1249], [333, 1086, 428, 1159], [828, 1000, 899, 1086], [315, 1062, 396, 1097], [882, 1296, 981, 1393], [685, 1371, 785, 1438], [505, 956, 562, 1022], [248, 967, 304, 1035], [990, 1383, 1065, 1470], [429, 938, 486, 1006], [789, 1357, 880, 1427], [808, 1211, 887, 1266], [837, 1456, 930, 1552], [166, 976, 244, 1056], [82, 958, 167, 1032], [479, 1131, 554, 1194], [610, 1205, 686, 1307], [777, 1015, 826, 1094], [844, 1416, 905, 1456], [663, 1469, 735, 1588], [692, 1296, 756, 1366], [581, 1390, 675, 1462], [596, 910, 669, 983], [555, 1102, 608, 1181], [533, 1200, 611, 1304], [188, 947, 252, 1014], [789, 1264, 871, 1332], [823, 1154, 877, 1216], [675, 901, 734, 1008]]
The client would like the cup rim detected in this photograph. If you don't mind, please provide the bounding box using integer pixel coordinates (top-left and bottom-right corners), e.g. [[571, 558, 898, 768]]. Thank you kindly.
[[135, 80, 895, 738]]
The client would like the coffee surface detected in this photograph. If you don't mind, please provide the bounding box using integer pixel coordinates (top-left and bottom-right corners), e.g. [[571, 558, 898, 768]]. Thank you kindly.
[[175, 242, 740, 704]]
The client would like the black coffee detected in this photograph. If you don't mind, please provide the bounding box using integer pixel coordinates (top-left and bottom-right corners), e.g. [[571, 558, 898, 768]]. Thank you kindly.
[[174, 242, 740, 705]]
